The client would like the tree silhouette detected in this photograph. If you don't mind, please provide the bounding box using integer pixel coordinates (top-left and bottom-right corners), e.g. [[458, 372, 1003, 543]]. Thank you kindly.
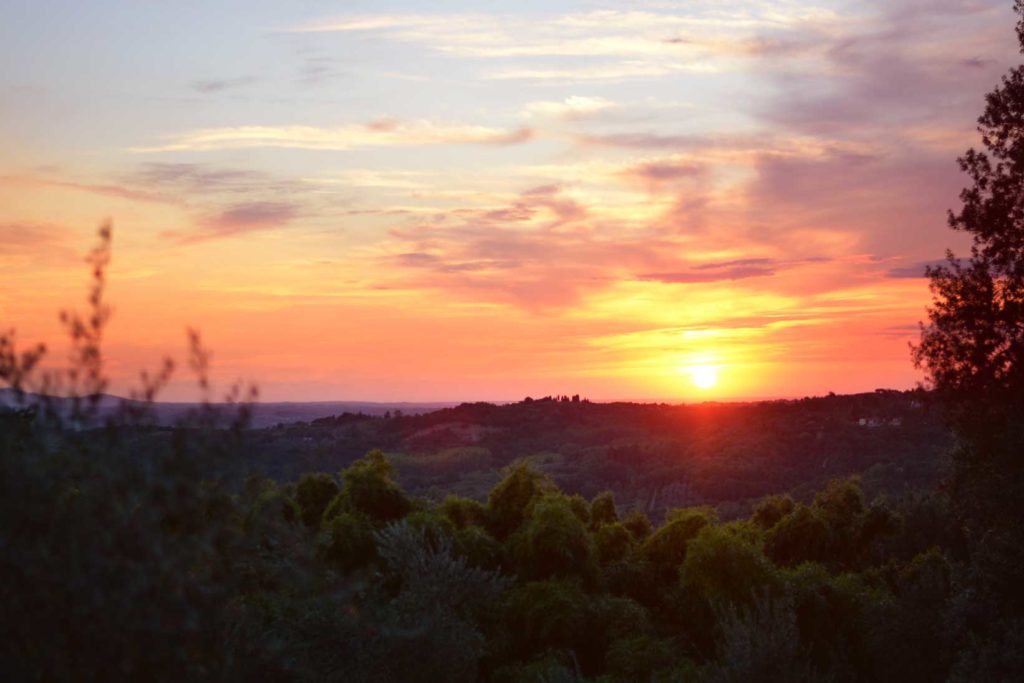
[[914, 3, 1024, 445], [914, 4, 1024, 525], [913, 6, 1024, 674]]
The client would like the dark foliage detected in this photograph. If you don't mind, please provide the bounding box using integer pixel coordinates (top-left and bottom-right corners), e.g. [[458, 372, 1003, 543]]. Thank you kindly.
[[913, 3, 1024, 674]]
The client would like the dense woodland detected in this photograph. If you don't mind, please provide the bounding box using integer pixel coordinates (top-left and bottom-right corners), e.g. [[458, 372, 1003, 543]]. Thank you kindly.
[[254, 391, 950, 520], [4, 4, 1024, 682]]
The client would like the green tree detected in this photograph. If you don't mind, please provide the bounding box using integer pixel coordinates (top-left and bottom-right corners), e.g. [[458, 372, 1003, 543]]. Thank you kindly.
[[486, 462, 555, 539], [453, 524, 505, 570], [621, 509, 654, 541], [594, 522, 634, 565], [503, 578, 590, 658], [764, 504, 829, 568], [295, 472, 339, 530], [751, 494, 795, 531], [370, 521, 509, 682], [680, 525, 777, 607], [338, 449, 412, 523], [318, 511, 375, 571], [440, 494, 489, 529], [590, 490, 619, 529], [640, 507, 714, 579], [566, 493, 591, 527], [512, 494, 594, 580], [701, 596, 818, 683]]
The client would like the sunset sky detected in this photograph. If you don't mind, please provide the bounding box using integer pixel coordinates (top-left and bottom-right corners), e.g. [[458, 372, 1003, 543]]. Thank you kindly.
[[0, 0, 1017, 402]]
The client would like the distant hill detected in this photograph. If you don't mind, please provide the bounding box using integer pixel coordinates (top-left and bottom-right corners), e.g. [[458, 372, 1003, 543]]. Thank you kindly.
[[0, 388, 456, 428], [240, 390, 951, 519]]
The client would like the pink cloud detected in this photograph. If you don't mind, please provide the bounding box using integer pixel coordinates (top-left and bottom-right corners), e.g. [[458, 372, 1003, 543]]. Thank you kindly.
[[163, 201, 300, 244]]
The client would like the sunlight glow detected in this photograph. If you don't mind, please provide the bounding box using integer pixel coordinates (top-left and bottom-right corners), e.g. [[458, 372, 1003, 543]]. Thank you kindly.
[[691, 365, 718, 390]]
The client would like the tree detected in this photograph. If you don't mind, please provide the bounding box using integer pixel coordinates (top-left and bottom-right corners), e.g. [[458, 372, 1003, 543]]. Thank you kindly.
[[639, 507, 714, 580], [295, 472, 339, 530], [620, 509, 653, 541], [680, 526, 777, 607], [913, 6, 1024, 671], [318, 511, 375, 571], [913, 4, 1024, 525], [336, 449, 412, 523], [486, 462, 555, 539], [590, 490, 619, 529], [440, 494, 488, 529], [751, 494, 795, 531], [913, 2, 1024, 450], [512, 494, 594, 580], [594, 522, 633, 565], [765, 504, 829, 568]]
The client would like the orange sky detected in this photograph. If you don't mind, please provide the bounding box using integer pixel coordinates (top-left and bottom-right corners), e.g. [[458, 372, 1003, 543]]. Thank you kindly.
[[0, 1, 1014, 402]]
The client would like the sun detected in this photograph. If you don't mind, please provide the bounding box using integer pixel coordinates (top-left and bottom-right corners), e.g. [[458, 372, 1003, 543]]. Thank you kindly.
[[691, 365, 718, 390]]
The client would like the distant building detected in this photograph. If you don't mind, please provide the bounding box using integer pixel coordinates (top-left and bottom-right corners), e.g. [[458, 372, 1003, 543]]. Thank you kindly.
[[858, 416, 902, 428]]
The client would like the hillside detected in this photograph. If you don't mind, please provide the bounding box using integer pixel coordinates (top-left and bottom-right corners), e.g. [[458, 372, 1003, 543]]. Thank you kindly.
[[0, 388, 455, 427], [243, 390, 950, 519]]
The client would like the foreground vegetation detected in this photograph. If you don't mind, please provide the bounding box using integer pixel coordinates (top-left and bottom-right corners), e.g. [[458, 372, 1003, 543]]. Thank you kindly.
[[0, 397, 972, 681]]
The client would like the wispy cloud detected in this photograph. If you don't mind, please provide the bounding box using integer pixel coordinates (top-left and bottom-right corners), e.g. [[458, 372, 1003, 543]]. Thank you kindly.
[[637, 257, 830, 284], [305, 169, 432, 190], [163, 201, 300, 244], [0, 222, 78, 266], [190, 76, 257, 94], [886, 259, 948, 278], [381, 185, 649, 308], [620, 158, 707, 191], [289, 8, 837, 58], [297, 55, 346, 84], [0, 174, 178, 205], [522, 96, 615, 120], [124, 162, 306, 198], [132, 119, 535, 152], [287, 8, 845, 82], [639, 266, 775, 283]]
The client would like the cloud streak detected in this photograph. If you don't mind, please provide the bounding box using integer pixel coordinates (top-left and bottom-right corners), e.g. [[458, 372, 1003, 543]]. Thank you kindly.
[[0, 174, 178, 205], [191, 77, 257, 94], [164, 201, 300, 244], [133, 119, 535, 152], [0, 222, 78, 266], [287, 7, 848, 82]]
